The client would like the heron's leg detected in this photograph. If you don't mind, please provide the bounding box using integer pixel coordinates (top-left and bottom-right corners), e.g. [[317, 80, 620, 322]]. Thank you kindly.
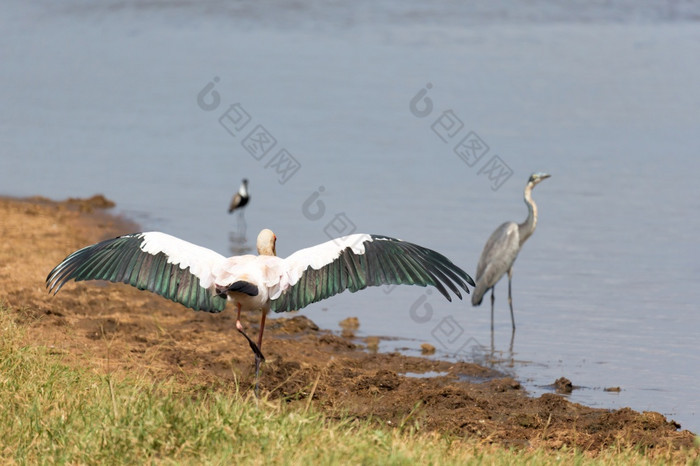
[[508, 326, 515, 365], [507, 268, 515, 331], [490, 287, 495, 332]]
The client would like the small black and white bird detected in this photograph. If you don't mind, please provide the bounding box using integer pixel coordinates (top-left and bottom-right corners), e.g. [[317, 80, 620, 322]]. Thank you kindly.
[[46, 229, 474, 385], [228, 178, 249, 214]]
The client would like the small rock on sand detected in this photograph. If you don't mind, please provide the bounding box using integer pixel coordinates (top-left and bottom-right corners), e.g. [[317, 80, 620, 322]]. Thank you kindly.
[[339, 316, 360, 330], [365, 336, 379, 353], [554, 377, 573, 394], [420, 343, 436, 355]]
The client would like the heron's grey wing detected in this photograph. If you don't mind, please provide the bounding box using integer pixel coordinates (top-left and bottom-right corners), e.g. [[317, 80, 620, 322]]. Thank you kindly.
[[472, 222, 520, 305]]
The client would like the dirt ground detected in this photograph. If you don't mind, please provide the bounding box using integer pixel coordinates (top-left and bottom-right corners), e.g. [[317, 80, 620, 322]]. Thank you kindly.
[[0, 195, 697, 456]]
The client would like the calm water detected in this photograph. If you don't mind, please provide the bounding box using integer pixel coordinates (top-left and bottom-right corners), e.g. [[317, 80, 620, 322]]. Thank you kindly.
[[2, 0, 699, 432]]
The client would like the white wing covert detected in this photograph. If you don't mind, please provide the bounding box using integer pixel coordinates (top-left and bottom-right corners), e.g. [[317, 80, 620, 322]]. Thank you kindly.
[[46, 232, 228, 312], [269, 234, 474, 313]]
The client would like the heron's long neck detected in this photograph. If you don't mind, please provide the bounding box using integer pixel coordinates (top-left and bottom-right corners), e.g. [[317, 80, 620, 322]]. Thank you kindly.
[[517, 183, 537, 246]]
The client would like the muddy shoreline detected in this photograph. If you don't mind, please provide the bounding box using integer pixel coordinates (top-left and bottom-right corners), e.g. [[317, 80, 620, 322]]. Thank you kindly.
[[0, 195, 696, 455]]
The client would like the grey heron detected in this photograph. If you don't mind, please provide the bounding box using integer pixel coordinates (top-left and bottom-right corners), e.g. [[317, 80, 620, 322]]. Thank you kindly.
[[471, 172, 551, 331]]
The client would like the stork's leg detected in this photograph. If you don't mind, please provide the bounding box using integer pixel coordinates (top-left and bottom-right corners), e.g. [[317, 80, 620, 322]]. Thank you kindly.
[[507, 268, 515, 331], [252, 308, 268, 395], [235, 303, 265, 367], [256, 309, 268, 357], [490, 286, 495, 332]]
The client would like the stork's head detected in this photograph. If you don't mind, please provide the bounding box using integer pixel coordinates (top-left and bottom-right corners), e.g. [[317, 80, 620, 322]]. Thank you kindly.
[[242, 178, 248, 186], [257, 229, 277, 256], [528, 172, 551, 187]]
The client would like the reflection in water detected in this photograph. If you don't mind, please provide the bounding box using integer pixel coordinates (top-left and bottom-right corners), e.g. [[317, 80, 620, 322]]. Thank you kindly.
[[229, 211, 252, 255], [454, 329, 515, 372], [490, 328, 516, 369]]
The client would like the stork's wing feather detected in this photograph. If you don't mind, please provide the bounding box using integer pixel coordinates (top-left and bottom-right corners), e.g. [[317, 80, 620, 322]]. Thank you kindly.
[[270, 234, 475, 313], [46, 232, 228, 312]]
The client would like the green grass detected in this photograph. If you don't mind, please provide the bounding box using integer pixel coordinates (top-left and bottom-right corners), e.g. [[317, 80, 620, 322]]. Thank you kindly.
[[1, 304, 697, 465]]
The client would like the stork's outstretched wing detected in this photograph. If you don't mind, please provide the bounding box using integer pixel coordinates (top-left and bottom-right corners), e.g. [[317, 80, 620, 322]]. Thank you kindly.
[[270, 234, 475, 313], [46, 232, 228, 312]]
